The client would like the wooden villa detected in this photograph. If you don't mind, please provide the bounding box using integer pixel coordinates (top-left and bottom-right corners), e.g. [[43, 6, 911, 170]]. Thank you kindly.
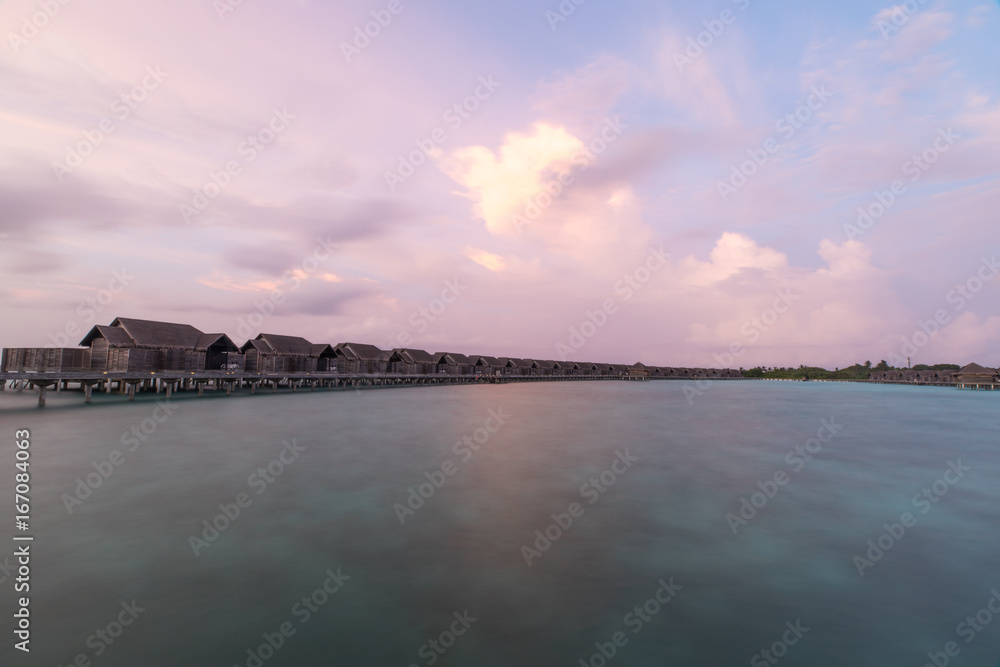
[[553, 361, 578, 376], [472, 355, 503, 376], [954, 363, 998, 390], [531, 359, 558, 376], [628, 362, 651, 378], [387, 348, 438, 374], [241, 333, 335, 373], [335, 343, 389, 374], [503, 358, 534, 376], [435, 352, 475, 375], [80, 317, 241, 372]]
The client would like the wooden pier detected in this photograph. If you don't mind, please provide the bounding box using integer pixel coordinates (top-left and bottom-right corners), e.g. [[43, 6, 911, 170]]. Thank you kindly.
[[0, 370, 734, 408]]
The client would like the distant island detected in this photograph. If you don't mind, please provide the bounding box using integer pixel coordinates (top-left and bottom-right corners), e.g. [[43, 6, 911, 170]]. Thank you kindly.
[[743, 361, 961, 381]]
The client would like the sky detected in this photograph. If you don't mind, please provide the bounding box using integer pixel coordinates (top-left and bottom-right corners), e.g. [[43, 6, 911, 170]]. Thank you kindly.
[[1, 0, 999, 368]]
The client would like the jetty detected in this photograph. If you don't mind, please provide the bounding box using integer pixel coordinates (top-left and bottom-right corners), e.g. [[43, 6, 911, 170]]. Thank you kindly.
[[1, 317, 747, 408]]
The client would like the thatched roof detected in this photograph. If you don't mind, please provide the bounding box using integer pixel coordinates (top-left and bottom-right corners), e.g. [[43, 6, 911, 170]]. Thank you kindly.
[[473, 355, 502, 367], [241, 339, 271, 353], [505, 358, 533, 369], [335, 343, 388, 361], [252, 333, 314, 356], [436, 352, 473, 365], [197, 333, 239, 352], [79, 324, 134, 347], [310, 343, 336, 357], [79, 317, 205, 349], [958, 363, 996, 375], [79, 318, 235, 351], [389, 348, 437, 364], [532, 360, 557, 369]]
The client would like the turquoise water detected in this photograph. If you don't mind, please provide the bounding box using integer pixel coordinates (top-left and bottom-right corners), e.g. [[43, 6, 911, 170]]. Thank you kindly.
[[1, 381, 998, 666]]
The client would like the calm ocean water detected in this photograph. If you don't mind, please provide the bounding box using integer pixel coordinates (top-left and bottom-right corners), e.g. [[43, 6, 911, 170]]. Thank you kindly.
[[1, 380, 998, 666]]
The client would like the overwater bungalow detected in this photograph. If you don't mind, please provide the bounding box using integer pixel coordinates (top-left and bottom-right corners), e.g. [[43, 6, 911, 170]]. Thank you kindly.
[[471, 356, 503, 376], [387, 348, 438, 374], [628, 362, 651, 378], [954, 363, 998, 389], [435, 352, 475, 375], [531, 360, 558, 376], [335, 343, 389, 374], [241, 333, 335, 373], [79, 317, 241, 372], [553, 360, 578, 376], [503, 358, 533, 376]]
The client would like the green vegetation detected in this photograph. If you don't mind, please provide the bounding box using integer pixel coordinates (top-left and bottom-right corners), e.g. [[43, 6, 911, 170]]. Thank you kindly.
[[740, 361, 959, 380]]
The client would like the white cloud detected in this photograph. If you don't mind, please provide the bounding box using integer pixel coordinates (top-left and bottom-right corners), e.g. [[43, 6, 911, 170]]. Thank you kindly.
[[678, 232, 788, 287]]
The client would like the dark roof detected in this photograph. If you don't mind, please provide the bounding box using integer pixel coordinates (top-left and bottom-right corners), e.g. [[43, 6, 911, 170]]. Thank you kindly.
[[436, 352, 473, 365], [254, 333, 316, 356], [111, 317, 205, 348], [310, 343, 336, 357], [957, 363, 996, 375], [506, 358, 533, 369], [81, 317, 205, 349], [473, 356, 503, 366], [241, 339, 272, 353], [79, 318, 237, 350], [532, 360, 557, 369], [336, 343, 388, 361], [79, 324, 134, 347], [389, 348, 437, 364], [196, 333, 239, 352]]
